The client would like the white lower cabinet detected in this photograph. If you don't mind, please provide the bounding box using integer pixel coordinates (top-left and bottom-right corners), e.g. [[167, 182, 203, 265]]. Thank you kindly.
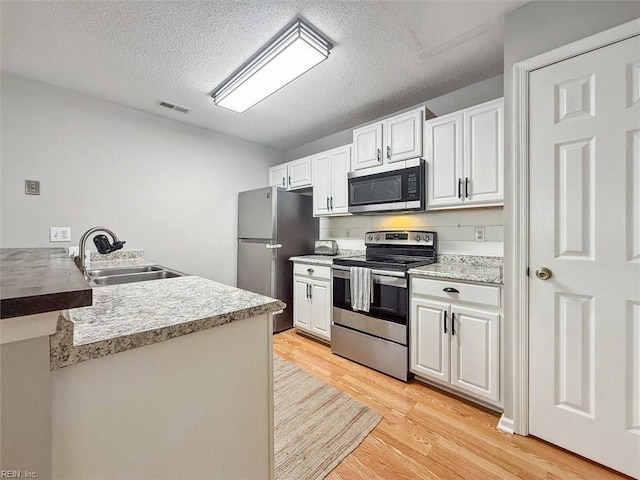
[[293, 263, 331, 342], [410, 277, 500, 405]]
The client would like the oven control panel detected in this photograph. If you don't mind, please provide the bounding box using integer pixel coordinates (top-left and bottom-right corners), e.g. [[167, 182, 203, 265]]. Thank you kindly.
[[365, 230, 435, 246]]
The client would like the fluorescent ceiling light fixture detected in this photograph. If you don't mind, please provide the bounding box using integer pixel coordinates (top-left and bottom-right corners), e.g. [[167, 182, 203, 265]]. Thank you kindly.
[[211, 19, 333, 113]]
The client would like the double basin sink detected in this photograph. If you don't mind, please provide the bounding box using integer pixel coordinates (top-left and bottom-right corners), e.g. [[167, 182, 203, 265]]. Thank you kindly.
[[87, 265, 187, 287]]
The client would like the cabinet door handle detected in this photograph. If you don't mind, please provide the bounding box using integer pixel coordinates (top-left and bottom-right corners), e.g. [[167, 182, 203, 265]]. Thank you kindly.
[[386, 145, 391, 159], [282, 177, 285, 187], [326, 196, 330, 210], [288, 175, 291, 186], [443, 287, 459, 293], [458, 178, 463, 199], [306, 283, 310, 298], [309, 284, 312, 300], [443, 311, 448, 334], [330, 196, 333, 209], [377, 148, 381, 162], [465, 177, 470, 198], [451, 312, 456, 336]]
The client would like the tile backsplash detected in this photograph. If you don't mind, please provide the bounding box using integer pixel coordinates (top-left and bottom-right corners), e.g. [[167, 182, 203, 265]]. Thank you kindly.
[[319, 207, 504, 256]]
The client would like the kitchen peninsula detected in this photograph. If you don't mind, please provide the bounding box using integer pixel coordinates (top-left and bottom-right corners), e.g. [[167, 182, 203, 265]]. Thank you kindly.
[[1, 248, 284, 480]]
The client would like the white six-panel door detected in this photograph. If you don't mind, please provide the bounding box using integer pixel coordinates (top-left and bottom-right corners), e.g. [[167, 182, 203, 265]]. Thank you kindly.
[[529, 35, 640, 478]]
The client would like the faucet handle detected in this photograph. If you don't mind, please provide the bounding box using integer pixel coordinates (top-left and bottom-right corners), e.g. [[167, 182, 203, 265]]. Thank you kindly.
[[93, 235, 112, 254], [93, 235, 126, 254], [111, 240, 126, 251]]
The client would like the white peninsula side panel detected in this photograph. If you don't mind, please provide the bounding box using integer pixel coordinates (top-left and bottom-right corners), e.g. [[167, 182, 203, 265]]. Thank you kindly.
[[52, 313, 274, 480]]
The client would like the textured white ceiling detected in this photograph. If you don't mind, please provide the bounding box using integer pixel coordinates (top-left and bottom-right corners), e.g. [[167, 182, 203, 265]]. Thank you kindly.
[[1, 1, 526, 151]]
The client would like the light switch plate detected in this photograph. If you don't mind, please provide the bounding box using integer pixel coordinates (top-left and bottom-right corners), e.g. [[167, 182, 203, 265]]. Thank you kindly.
[[25, 180, 40, 195], [474, 227, 485, 242], [50, 227, 71, 242]]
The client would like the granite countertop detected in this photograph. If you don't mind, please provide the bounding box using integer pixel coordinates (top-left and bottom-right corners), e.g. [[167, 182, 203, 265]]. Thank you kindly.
[[50, 252, 285, 369], [289, 255, 338, 265], [409, 255, 503, 285], [87, 250, 154, 269], [0, 248, 92, 319], [290, 250, 364, 266]]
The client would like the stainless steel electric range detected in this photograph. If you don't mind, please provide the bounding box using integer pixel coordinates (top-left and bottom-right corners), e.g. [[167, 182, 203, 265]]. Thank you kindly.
[[331, 230, 437, 381]]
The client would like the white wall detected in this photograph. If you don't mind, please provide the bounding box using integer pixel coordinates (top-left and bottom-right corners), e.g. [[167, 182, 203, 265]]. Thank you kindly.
[[502, 1, 640, 425], [0, 73, 283, 284], [287, 75, 506, 257]]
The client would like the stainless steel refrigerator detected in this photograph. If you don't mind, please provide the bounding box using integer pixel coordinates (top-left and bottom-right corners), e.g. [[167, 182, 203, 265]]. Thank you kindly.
[[237, 186, 319, 333]]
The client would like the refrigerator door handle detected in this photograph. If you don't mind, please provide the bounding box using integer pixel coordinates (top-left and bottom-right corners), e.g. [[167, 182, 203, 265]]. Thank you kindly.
[[265, 244, 282, 249]]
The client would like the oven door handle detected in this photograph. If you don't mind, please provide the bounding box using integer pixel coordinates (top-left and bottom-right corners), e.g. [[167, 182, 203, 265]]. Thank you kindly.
[[331, 266, 407, 287], [331, 265, 406, 278]]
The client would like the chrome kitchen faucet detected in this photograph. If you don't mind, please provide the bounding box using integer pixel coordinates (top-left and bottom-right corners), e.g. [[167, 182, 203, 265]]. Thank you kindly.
[[77, 226, 126, 278]]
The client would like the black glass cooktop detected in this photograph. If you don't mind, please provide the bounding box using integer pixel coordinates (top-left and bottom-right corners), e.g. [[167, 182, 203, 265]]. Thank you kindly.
[[333, 255, 436, 272]]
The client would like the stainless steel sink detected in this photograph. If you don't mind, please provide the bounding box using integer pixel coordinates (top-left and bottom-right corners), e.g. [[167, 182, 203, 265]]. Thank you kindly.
[[87, 265, 187, 287], [87, 265, 163, 277]]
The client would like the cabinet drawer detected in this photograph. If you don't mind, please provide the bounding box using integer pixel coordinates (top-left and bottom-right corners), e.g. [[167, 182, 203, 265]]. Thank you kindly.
[[412, 277, 500, 308], [293, 263, 331, 280]]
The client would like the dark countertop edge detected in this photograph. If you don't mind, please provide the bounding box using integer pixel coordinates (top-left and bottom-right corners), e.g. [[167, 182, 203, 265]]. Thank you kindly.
[[1, 290, 93, 319], [1, 248, 93, 319], [50, 299, 286, 370]]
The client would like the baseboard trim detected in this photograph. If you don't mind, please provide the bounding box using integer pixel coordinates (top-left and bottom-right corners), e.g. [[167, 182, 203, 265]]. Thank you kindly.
[[497, 415, 515, 434]]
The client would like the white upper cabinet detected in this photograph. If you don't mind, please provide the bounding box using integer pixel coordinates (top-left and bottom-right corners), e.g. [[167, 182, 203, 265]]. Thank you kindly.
[[268, 164, 287, 188], [352, 108, 424, 171], [352, 123, 383, 170], [312, 151, 331, 215], [312, 145, 351, 216], [426, 113, 464, 208], [287, 157, 313, 190], [425, 98, 503, 209], [463, 101, 503, 204], [329, 146, 350, 214], [384, 108, 424, 163], [268, 156, 312, 190]]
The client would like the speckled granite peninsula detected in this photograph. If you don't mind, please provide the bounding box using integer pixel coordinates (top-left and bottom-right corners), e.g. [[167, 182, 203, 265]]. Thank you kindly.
[[52, 275, 285, 369], [48, 252, 281, 479]]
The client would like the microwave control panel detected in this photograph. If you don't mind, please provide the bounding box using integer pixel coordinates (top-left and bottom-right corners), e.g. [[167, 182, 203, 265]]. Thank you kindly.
[[407, 172, 418, 198]]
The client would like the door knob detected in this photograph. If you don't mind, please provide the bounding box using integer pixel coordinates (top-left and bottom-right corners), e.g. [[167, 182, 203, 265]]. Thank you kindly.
[[535, 267, 552, 280]]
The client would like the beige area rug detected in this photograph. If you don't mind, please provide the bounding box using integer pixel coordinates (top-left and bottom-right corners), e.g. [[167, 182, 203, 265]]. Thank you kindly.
[[273, 355, 382, 480]]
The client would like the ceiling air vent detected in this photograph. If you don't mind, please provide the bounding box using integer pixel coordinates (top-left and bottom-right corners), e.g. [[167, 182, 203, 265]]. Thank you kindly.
[[159, 101, 191, 114]]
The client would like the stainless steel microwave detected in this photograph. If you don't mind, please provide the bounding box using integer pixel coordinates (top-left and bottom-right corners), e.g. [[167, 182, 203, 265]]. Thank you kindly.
[[347, 159, 425, 214]]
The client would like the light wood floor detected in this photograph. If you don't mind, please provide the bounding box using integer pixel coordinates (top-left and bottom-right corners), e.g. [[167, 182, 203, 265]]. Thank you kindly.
[[273, 328, 629, 480]]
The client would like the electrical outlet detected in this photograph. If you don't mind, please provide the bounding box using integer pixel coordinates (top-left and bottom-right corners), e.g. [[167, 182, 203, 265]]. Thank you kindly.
[[474, 227, 485, 242], [50, 227, 71, 242]]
